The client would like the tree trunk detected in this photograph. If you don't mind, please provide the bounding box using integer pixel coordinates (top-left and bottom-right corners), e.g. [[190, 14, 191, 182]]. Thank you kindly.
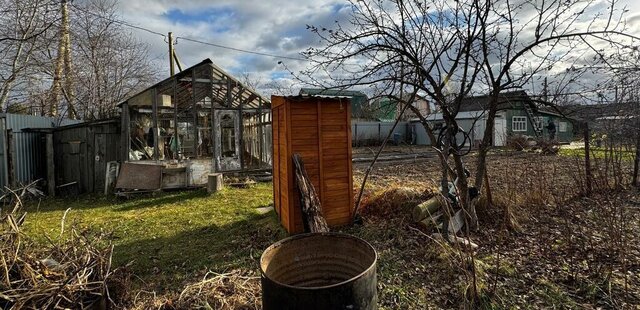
[[633, 123, 640, 187], [439, 127, 452, 240], [49, 0, 71, 117], [484, 170, 493, 207], [474, 105, 498, 191], [293, 153, 329, 233], [453, 153, 476, 231]]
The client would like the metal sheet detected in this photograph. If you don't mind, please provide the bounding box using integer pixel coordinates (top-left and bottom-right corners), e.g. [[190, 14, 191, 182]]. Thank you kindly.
[[0, 114, 81, 189], [115, 162, 163, 190], [3, 113, 79, 131]]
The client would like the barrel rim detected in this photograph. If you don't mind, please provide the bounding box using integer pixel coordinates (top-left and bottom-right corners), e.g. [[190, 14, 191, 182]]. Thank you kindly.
[[260, 232, 377, 290]]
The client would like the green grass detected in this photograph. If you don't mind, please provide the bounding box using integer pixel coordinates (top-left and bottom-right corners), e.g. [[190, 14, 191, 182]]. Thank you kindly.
[[559, 147, 636, 160], [22, 183, 285, 290]]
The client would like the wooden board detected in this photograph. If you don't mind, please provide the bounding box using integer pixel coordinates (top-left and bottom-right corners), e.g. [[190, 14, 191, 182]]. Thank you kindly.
[[115, 162, 163, 190]]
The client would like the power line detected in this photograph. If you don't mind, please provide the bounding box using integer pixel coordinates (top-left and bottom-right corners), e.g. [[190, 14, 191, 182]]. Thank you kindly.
[[68, 4, 166, 38], [176, 36, 307, 61], [68, 3, 306, 62]]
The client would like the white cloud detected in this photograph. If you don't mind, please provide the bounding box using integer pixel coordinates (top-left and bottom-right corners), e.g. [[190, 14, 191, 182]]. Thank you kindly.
[[106, 0, 350, 95], [106, 0, 640, 99]]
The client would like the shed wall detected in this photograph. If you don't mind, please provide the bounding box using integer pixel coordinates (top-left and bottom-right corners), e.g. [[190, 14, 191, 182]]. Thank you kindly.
[[53, 121, 121, 194], [507, 110, 575, 142]]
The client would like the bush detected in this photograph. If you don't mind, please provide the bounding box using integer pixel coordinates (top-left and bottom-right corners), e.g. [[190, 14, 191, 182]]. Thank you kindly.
[[506, 134, 530, 151]]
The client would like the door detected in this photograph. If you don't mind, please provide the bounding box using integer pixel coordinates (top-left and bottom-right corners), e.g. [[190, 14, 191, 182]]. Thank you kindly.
[[94, 133, 106, 194], [214, 110, 241, 171], [494, 117, 507, 147]]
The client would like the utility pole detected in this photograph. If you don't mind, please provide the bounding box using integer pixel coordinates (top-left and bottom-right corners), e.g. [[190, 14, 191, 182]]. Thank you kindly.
[[543, 77, 548, 103], [168, 32, 175, 76]]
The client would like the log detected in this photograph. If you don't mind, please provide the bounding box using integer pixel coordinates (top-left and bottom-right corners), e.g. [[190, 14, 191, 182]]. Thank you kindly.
[[412, 196, 442, 222], [416, 211, 442, 231], [293, 153, 329, 233]]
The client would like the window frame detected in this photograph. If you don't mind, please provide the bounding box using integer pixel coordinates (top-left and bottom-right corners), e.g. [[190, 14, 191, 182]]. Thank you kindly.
[[559, 121, 567, 132], [512, 116, 527, 132]]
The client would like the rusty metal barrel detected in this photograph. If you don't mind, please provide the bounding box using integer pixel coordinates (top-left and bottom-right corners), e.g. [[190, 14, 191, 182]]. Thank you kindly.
[[260, 233, 377, 310]]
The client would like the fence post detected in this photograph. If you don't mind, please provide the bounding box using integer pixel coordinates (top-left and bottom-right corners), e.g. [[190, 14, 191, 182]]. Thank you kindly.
[[584, 121, 592, 194], [354, 123, 358, 146]]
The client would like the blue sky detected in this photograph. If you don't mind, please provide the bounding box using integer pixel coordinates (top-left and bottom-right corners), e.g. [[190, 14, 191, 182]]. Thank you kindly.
[[115, 0, 349, 95], [114, 0, 640, 97], [163, 7, 234, 33]]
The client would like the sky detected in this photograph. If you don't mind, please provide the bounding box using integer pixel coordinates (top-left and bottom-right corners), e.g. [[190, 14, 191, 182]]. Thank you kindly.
[[112, 0, 640, 100], [114, 0, 350, 94]]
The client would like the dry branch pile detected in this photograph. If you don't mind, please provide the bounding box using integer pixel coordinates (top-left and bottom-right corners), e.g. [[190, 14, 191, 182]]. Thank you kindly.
[[0, 186, 119, 309], [177, 270, 260, 309]]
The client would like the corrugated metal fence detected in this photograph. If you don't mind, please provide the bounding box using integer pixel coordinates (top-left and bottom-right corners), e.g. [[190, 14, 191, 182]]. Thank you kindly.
[[352, 121, 409, 146], [0, 114, 80, 189]]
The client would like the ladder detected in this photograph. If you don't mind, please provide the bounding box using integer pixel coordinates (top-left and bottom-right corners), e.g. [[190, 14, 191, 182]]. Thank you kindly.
[[523, 103, 543, 137]]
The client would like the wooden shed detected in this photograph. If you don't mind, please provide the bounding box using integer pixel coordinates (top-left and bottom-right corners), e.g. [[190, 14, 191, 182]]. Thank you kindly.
[[52, 119, 122, 195], [272, 95, 354, 234]]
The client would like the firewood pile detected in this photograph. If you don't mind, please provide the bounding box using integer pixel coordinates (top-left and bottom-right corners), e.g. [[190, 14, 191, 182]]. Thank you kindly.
[[0, 185, 119, 309]]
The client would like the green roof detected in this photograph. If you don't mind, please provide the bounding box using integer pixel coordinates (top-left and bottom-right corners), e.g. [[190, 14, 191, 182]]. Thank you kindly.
[[299, 88, 369, 118]]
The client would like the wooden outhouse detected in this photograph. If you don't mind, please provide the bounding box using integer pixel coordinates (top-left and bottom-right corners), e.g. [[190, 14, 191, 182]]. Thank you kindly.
[[271, 95, 354, 234]]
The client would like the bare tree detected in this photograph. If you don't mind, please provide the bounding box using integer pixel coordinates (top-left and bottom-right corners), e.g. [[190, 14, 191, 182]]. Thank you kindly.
[[303, 0, 638, 234], [240, 71, 298, 96], [0, 0, 57, 112], [68, 0, 158, 120], [0, 0, 157, 119]]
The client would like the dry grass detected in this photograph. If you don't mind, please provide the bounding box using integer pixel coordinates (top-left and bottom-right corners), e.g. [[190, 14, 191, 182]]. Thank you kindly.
[[1, 186, 122, 309], [359, 186, 432, 218], [353, 148, 640, 308], [131, 270, 261, 310]]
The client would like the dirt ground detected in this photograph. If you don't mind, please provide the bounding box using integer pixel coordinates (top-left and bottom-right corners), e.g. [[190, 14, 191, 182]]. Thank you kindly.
[[351, 148, 640, 309]]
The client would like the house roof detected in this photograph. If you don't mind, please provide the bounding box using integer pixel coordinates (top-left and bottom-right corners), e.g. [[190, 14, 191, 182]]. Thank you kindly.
[[457, 90, 533, 112], [119, 58, 270, 109], [559, 102, 638, 121], [458, 91, 574, 119], [299, 88, 368, 98]]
